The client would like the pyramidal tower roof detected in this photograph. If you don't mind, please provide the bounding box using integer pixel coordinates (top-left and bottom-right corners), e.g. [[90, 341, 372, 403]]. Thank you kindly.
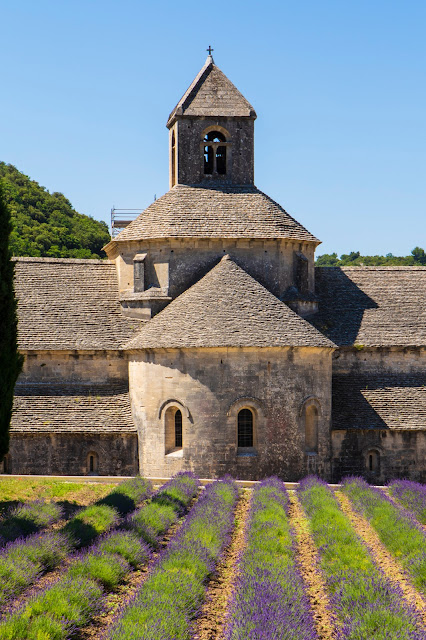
[[167, 54, 256, 127], [125, 257, 334, 350]]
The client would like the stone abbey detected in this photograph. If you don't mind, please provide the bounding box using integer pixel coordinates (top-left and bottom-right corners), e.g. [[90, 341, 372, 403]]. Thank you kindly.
[[7, 54, 426, 483]]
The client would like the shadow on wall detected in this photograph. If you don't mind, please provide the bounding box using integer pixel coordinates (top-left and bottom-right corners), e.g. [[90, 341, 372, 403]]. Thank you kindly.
[[310, 267, 378, 345]]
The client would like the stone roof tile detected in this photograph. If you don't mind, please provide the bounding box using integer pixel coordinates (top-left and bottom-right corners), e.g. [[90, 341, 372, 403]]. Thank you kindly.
[[11, 382, 136, 433], [313, 266, 426, 347], [13, 258, 140, 351], [167, 56, 256, 125], [114, 183, 319, 243], [125, 256, 335, 349], [332, 374, 426, 430]]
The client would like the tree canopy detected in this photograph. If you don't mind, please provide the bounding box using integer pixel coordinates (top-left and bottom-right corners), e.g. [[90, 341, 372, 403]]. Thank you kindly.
[[0, 162, 110, 259], [0, 181, 23, 461], [316, 248, 426, 267]]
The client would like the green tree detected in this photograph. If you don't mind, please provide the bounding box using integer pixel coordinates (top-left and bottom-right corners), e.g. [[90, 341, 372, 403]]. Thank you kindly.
[[0, 182, 23, 462], [0, 162, 110, 258], [412, 247, 426, 265], [316, 248, 425, 267]]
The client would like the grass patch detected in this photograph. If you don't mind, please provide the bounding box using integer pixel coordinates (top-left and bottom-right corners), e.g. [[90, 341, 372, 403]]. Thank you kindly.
[[0, 478, 116, 507]]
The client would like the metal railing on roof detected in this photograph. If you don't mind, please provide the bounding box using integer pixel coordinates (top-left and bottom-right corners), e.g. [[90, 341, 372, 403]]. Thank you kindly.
[[110, 208, 142, 238]]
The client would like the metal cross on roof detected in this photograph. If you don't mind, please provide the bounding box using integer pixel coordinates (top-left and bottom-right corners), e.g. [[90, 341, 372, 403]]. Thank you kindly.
[[206, 45, 214, 56]]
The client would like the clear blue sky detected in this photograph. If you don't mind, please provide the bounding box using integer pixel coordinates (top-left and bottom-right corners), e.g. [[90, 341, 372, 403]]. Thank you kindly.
[[2, 0, 425, 256]]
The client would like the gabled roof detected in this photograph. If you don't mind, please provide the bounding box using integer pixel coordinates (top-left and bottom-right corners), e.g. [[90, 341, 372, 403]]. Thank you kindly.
[[112, 183, 319, 243], [332, 373, 426, 430], [13, 258, 140, 351], [167, 55, 256, 126], [125, 256, 335, 350], [313, 266, 426, 347]]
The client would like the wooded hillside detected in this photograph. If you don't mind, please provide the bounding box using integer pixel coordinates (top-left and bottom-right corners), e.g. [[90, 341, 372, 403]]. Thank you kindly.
[[0, 163, 110, 259]]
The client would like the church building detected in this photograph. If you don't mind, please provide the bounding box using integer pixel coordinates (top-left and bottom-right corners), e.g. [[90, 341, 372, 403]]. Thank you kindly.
[[7, 54, 426, 483]]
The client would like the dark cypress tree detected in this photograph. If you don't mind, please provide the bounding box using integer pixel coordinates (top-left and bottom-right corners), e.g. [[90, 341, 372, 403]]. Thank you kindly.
[[0, 181, 23, 462]]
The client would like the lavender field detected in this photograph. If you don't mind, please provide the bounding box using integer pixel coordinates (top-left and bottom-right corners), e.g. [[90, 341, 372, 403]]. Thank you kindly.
[[0, 475, 425, 639]]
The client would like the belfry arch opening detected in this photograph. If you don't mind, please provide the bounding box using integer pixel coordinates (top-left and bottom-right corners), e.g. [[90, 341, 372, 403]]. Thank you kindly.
[[203, 130, 228, 176]]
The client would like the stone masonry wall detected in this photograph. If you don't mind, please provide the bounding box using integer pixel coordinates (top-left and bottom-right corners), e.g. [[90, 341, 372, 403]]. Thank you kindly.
[[129, 346, 333, 481], [19, 351, 128, 383], [332, 429, 426, 484], [332, 346, 426, 375], [7, 433, 139, 476], [115, 238, 316, 303], [174, 117, 254, 185]]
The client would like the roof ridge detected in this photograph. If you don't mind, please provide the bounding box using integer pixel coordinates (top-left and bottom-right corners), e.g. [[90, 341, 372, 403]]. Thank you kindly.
[[12, 257, 112, 265]]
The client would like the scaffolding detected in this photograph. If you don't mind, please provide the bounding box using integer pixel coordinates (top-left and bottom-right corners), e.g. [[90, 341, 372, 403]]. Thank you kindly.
[[110, 208, 142, 238]]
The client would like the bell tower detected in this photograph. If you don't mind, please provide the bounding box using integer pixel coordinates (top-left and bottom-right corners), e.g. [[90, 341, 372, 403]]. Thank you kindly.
[[167, 51, 257, 187]]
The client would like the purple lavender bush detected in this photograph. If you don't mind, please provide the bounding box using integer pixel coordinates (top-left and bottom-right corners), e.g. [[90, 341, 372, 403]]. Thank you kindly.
[[342, 476, 426, 595], [224, 477, 318, 640], [0, 476, 152, 612], [107, 477, 238, 640], [298, 476, 424, 640], [0, 500, 62, 545], [388, 479, 426, 525], [0, 472, 199, 639]]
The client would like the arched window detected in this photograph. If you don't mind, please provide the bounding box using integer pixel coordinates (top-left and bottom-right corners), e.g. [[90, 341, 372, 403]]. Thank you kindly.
[[366, 450, 380, 473], [238, 408, 254, 448], [203, 130, 228, 176], [305, 404, 318, 453], [87, 451, 99, 475], [175, 409, 182, 448], [165, 406, 183, 454]]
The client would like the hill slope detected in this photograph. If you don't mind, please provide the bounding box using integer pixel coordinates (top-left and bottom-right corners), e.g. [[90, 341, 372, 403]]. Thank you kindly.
[[0, 163, 110, 259]]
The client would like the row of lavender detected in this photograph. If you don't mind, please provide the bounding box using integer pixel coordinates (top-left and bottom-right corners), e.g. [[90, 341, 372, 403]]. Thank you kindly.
[[298, 477, 425, 640], [0, 472, 199, 640], [0, 476, 153, 608], [225, 476, 426, 640], [1, 475, 425, 639], [225, 477, 317, 639], [342, 477, 426, 596], [108, 477, 238, 640]]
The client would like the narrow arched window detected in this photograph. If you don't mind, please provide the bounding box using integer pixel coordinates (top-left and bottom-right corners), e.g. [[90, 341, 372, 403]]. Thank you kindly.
[[238, 408, 253, 447], [203, 130, 228, 176], [305, 405, 318, 453], [175, 409, 182, 448], [87, 451, 99, 474], [367, 450, 379, 473]]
